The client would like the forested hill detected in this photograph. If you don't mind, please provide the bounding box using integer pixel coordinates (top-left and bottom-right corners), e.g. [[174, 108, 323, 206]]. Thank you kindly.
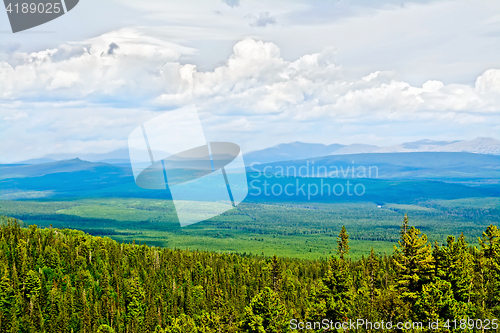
[[0, 216, 499, 332]]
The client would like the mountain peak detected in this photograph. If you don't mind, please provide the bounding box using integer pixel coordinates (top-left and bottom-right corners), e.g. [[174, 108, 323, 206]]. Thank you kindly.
[[60, 157, 96, 165], [68, 157, 87, 163], [431, 137, 500, 155]]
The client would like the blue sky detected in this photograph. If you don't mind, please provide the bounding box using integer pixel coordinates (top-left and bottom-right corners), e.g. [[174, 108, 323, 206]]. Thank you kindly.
[[1, 0, 500, 162]]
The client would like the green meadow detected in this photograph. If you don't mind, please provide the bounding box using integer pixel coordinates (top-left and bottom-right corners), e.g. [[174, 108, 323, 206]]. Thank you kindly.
[[1, 196, 498, 259]]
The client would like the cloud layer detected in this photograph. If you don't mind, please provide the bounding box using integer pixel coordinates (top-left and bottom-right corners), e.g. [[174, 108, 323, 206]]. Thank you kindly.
[[2, 31, 499, 116], [1, 28, 500, 162]]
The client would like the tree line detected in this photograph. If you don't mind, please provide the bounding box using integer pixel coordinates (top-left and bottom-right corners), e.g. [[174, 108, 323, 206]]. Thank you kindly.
[[0, 214, 499, 332]]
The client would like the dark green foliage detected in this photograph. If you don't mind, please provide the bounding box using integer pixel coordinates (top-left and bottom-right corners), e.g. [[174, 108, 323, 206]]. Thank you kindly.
[[393, 223, 434, 298], [241, 287, 290, 333], [0, 215, 499, 332], [337, 225, 349, 260]]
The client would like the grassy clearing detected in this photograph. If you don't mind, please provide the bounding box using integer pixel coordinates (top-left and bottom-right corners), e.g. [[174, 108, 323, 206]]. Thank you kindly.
[[1, 197, 497, 259]]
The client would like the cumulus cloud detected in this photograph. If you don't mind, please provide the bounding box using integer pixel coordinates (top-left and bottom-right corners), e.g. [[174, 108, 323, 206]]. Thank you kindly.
[[0, 28, 195, 102], [1, 31, 499, 161], [47, 71, 80, 90], [1, 34, 499, 120], [155, 38, 499, 122], [476, 69, 500, 95]]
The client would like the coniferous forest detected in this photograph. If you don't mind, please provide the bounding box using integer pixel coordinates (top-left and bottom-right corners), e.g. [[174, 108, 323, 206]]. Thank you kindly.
[[0, 215, 499, 332]]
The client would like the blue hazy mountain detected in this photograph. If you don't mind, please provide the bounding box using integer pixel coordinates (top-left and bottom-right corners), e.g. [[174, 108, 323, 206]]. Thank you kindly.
[[0, 158, 170, 199], [0, 152, 498, 203], [14, 137, 498, 166], [244, 137, 500, 164], [247, 152, 500, 180], [16, 158, 57, 165], [0, 158, 131, 180], [244, 142, 346, 164], [13, 148, 170, 165], [41, 148, 133, 164]]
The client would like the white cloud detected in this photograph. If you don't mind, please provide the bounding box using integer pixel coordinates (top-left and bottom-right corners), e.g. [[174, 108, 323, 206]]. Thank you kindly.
[[1, 31, 499, 161], [475, 69, 500, 94], [0, 28, 195, 101], [2, 34, 499, 120], [48, 71, 80, 90]]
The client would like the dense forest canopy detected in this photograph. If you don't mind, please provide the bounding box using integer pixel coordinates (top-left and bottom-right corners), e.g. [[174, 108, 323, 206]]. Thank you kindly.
[[0, 215, 499, 332]]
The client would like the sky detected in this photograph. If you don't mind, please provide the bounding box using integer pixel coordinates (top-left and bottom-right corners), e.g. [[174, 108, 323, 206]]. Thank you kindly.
[[0, 0, 500, 162]]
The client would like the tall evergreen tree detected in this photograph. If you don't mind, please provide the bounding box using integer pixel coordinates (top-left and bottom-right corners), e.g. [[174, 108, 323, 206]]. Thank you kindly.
[[434, 234, 474, 304], [322, 256, 352, 322], [337, 225, 350, 260], [478, 224, 500, 316], [367, 248, 380, 303], [393, 219, 433, 301], [270, 255, 282, 293], [241, 287, 289, 333]]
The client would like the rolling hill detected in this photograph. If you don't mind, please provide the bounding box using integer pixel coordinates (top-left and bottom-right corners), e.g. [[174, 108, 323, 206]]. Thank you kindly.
[[247, 152, 500, 180], [0, 152, 498, 202], [244, 137, 500, 164]]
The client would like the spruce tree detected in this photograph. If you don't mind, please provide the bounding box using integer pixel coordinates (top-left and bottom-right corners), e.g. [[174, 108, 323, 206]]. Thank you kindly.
[[478, 224, 500, 315], [322, 256, 352, 322], [367, 248, 380, 303], [479, 224, 500, 259], [337, 225, 350, 260], [434, 234, 474, 304], [393, 217, 433, 301], [270, 255, 282, 293], [241, 287, 289, 333]]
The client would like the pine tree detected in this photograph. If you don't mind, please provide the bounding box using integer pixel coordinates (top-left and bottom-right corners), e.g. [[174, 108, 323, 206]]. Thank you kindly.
[[24, 270, 41, 300], [337, 225, 350, 260], [393, 218, 433, 301], [270, 255, 282, 293], [241, 287, 289, 333], [322, 256, 352, 322], [0, 272, 13, 327], [478, 224, 500, 315], [413, 278, 459, 323], [367, 248, 380, 303], [434, 234, 474, 304], [479, 225, 500, 259], [125, 277, 145, 327], [400, 213, 409, 238]]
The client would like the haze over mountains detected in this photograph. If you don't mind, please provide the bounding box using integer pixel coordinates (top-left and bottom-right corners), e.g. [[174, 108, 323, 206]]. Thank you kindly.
[[1, 138, 498, 201], [245, 137, 500, 164], [1, 152, 498, 203], [8, 137, 500, 166], [16, 148, 167, 165]]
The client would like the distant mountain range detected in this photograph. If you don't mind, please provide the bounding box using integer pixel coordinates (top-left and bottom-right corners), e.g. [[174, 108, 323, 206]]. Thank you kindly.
[[9, 137, 500, 166], [15, 148, 168, 165], [39, 148, 133, 165], [245, 137, 500, 164], [0, 158, 131, 180], [248, 152, 500, 180], [1, 152, 498, 202]]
